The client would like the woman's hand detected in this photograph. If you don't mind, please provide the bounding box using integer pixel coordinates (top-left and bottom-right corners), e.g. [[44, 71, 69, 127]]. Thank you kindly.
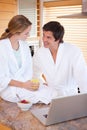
[[9, 79, 39, 91], [22, 80, 40, 91]]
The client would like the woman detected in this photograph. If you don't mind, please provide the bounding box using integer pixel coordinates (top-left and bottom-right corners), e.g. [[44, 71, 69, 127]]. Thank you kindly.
[[0, 15, 39, 103]]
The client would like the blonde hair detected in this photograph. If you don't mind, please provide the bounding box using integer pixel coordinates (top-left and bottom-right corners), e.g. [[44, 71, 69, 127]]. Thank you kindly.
[[0, 15, 32, 40]]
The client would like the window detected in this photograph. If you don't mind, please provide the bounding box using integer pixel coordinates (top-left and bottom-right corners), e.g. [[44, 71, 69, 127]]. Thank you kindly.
[[43, 1, 87, 62], [19, 0, 37, 37], [18, 0, 40, 55]]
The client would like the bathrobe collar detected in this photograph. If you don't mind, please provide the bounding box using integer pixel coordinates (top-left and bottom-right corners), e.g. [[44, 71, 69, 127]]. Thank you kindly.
[[40, 43, 65, 79], [6, 38, 26, 78], [47, 43, 64, 68], [7, 39, 24, 67]]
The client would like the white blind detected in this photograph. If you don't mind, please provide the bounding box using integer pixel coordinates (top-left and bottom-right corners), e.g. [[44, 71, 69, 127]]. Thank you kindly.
[[43, 5, 87, 63], [19, 0, 37, 37]]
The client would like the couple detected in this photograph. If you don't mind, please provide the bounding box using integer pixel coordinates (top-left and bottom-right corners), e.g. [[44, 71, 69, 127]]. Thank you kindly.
[[0, 15, 87, 104]]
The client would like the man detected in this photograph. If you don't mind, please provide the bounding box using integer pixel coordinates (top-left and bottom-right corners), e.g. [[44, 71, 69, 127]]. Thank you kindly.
[[33, 21, 87, 97]]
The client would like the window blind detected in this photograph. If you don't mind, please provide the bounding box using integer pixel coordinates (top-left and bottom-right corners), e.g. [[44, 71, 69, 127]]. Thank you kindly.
[[18, 0, 37, 37], [43, 5, 87, 63]]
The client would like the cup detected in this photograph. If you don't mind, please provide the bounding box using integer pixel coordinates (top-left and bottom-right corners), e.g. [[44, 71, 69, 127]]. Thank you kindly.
[[31, 78, 39, 90]]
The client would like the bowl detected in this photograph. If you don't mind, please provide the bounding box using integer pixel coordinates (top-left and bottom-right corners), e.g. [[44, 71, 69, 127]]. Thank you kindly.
[[17, 100, 32, 111]]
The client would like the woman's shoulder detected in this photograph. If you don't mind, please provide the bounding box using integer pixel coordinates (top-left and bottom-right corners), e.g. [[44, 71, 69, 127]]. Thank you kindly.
[[19, 40, 31, 54], [0, 38, 9, 49], [0, 38, 8, 44], [19, 40, 29, 47]]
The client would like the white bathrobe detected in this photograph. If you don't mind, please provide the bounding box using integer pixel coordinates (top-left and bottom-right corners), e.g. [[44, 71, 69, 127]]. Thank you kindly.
[[33, 43, 87, 97], [0, 38, 38, 103]]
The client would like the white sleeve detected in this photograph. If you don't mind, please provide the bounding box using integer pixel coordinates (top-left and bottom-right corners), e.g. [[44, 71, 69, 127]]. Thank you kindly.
[[72, 49, 87, 93], [0, 50, 11, 92], [33, 52, 42, 79], [23, 44, 33, 80]]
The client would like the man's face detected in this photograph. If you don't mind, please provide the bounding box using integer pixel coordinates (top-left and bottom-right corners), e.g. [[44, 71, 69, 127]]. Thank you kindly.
[[42, 31, 59, 49]]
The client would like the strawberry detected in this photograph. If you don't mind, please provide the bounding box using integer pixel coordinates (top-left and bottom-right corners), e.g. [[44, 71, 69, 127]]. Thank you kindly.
[[21, 100, 29, 104]]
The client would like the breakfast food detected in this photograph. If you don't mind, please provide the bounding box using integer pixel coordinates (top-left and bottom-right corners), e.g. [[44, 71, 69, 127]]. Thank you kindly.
[[17, 99, 32, 111], [20, 100, 30, 104]]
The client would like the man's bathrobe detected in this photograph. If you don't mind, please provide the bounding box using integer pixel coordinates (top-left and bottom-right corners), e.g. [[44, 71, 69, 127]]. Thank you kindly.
[[33, 43, 87, 97], [0, 38, 37, 102]]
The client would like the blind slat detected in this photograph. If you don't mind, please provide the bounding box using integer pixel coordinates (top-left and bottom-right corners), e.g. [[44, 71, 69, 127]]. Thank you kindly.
[[43, 5, 87, 62], [19, 0, 37, 37]]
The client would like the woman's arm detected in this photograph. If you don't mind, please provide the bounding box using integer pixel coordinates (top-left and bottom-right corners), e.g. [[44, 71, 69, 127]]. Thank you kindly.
[[9, 79, 39, 91]]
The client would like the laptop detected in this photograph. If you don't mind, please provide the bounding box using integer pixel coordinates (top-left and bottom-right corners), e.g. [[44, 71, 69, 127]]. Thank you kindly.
[[30, 93, 87, 126]]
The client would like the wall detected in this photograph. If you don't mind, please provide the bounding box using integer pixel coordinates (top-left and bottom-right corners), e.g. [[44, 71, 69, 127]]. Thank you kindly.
[[0, 0, 18, 36]]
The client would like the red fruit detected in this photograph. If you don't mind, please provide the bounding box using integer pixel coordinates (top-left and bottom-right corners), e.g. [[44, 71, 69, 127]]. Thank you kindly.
[[21, 100, 29, 104]]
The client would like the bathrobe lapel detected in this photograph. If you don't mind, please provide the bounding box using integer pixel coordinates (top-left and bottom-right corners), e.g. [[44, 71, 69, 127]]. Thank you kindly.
[[8, 39, 19, 69], [55, 44, 64, 70], [41, 44, 65, 80], [7, 39, 26, 79]]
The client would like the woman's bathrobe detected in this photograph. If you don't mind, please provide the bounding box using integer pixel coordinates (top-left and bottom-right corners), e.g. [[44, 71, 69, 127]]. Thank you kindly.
[[0, 38, 37, 102], [33, 43, 87, 97]]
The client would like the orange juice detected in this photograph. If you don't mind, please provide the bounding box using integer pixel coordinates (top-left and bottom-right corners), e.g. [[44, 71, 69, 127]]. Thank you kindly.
[[31, 79, 39, 90]]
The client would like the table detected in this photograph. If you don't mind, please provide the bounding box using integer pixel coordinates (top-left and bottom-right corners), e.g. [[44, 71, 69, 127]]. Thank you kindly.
[[0, 98, 87, 130], [0, 123, 11, 130]]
